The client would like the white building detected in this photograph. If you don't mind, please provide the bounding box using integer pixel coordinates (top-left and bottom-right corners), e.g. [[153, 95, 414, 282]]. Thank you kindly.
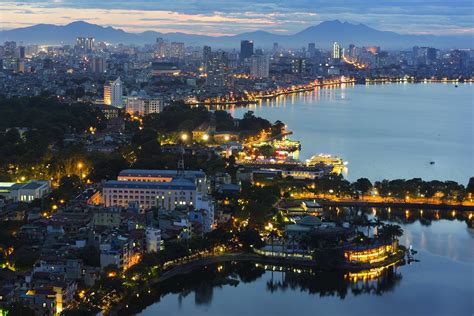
[[145, 227, 161, 253], [0, 180, 50, 202], [104, 77, 123, 107], [126, 94, 164, 117], [333, 42, 342, 59], [118, 169, 209, 194], [102, 179, 197, 211], [250, 54, 270, 78]]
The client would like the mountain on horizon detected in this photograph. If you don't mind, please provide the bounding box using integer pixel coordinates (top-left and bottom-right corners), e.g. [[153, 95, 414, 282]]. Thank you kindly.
[[0, 20, 471, 49]]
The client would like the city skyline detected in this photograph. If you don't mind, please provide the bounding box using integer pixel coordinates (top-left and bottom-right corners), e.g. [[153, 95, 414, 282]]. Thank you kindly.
[[1, 0, 473, 36]]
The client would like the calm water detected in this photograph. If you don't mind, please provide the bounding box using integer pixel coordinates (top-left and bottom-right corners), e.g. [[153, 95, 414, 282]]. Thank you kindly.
[[137, 215, 474, 316], [229, 83, 474, 184]]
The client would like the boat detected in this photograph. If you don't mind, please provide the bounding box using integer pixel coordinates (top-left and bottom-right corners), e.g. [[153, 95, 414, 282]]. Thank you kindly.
[[306, 154, 347, 168], [430, 161, 435, 165]]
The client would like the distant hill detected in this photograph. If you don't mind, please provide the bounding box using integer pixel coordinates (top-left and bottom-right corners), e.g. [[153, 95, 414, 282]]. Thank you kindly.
[[0, 20, 471, 50]]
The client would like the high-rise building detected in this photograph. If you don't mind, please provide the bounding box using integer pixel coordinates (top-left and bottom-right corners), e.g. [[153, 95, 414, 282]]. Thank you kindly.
[[273, 42, 279, 53], [91, 57, 105, 73], [75, 37, 94, 52], [291, 58, 306, 74], [155, 38, 167, 58], [126, 93, 164, 116], [333, 42, 342, 59], [308, 43, 316, 57], [203, 45, 212, 70], [18, 46, 25, 59], [4, 41, 16, 57], [104, 77, 123, 107], [250, 54, 270, 78], [170, 42, 185, 60], [240, 40, 254, 61], [206, 51, 232, 87]]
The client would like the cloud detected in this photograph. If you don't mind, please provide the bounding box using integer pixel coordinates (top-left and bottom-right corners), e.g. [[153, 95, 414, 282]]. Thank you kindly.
[[0, 0, 473, 36]]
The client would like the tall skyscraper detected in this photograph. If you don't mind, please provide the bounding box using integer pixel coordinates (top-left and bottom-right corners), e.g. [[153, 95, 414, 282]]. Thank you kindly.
[[155, 38, 167, 58], [333, 42, 342, 59], [75, 37, 94, 52], [104, 77, 123, 107], [250, 54, 270, 78], [18, 46, 25, 59], [273, 42, 279, 53], [308, 43, 317, 58], [240, 40, 254, 61], [91, 57, 105, 73], [4, 41, 16, 57], [203, 45, 212, 71], [206, 51, 232, 87], [170, 42, 185, 60]]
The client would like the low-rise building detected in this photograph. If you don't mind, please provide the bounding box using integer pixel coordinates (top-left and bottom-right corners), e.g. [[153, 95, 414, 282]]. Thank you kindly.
[[102, 179, 197, 211]]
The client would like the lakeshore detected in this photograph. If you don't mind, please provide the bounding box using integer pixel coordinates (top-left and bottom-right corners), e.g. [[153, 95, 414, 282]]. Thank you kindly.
[[113, 249, 406, 315]]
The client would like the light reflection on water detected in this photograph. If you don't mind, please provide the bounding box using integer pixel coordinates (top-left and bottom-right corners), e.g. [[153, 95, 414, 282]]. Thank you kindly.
[[137, 213, 474, 316], [230, 83, 473, 183]]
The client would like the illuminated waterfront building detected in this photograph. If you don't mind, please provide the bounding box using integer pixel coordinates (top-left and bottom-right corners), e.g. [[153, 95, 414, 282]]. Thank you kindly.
[[344, 241, 398, 264]]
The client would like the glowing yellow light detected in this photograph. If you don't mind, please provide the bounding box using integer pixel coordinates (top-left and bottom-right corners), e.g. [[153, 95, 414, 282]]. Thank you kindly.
[[77, 162, 83, 169], [52, 205, 58, 210], [202, 134, 209, 141], [181, 133, 188, 141]]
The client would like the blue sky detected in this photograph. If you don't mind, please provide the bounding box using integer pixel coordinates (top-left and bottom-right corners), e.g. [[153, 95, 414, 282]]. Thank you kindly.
[[1, 0, 473, 35]]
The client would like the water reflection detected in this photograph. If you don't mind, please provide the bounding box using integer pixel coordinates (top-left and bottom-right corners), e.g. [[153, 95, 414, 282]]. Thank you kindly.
[[325, 207, 474, 263], [132, 261, 403, 315]]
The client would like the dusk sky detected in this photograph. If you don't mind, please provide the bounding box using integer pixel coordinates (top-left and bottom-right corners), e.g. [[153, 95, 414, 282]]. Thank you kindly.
[[1, 0, 473, 36]]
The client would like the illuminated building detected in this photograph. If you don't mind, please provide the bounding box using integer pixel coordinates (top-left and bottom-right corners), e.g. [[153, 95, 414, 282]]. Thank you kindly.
[[155, 37, 167, 58], [102, 179, 197, 210], [104, 77, 123, 107], [170, 42, 185, 60], [75, 37, 94, 52], [250, 54, 270, 78], [344, 241, 398, 264], [151, 62, 181, 76], [145, 227, 161, 253], [333, 42, 342, 59], [126, 93, 164, 116], [205, 51, 232, 87], [240, 40, 254, 61], [0, 180, 50, 203], [291, 58, 306, 74], [117, 169, 208, 194], [90, 56, 105, 73]]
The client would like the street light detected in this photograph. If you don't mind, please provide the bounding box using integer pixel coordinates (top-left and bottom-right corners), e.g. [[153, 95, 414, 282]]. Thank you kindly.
[[181, 133, 188, 141], [77, 162, 83, 170], [202, 134, 209, 141]]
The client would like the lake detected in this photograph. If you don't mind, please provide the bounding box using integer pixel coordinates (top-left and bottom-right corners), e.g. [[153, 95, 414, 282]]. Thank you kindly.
[[229, 83, 473, 184], [135, 84, 474, 316], [136, 210, 474, 316]]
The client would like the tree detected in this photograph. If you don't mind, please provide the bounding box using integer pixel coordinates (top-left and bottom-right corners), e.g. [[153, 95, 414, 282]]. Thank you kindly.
[[353, 178, 372, 199], [467, 177, 474, 195], [237, 228, 264, 250], [378, 224, 403, 242]]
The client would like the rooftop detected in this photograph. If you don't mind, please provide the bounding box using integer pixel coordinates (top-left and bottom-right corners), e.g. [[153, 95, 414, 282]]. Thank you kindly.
[[119, 169, 205, 178], [103, 179, 196, 190]]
